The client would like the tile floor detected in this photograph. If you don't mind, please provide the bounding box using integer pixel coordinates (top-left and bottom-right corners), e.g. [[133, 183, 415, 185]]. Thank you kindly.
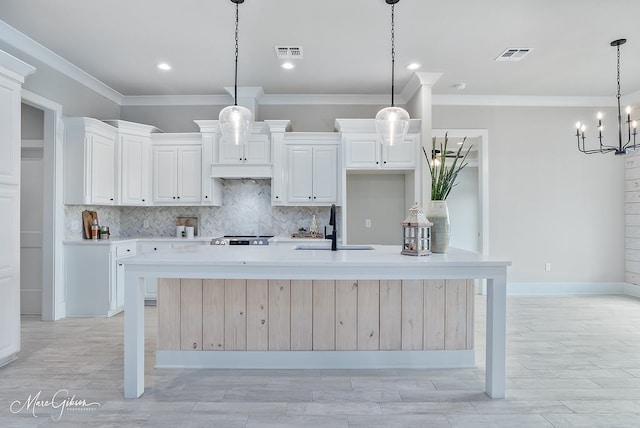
[[1, 294, 640, 427]]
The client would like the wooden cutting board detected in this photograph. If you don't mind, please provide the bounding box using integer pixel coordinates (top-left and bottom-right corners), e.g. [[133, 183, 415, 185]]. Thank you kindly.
[[82, 210, 98, 239]]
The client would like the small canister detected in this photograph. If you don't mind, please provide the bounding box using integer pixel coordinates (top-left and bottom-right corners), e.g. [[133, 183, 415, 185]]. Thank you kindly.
[[99, 226, 110, 239]]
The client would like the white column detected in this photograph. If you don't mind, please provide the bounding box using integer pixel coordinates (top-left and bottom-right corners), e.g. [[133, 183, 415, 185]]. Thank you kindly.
[[0, 50, 34, 367], [124, 270, 146, 398], [485, 272, 507, 398]]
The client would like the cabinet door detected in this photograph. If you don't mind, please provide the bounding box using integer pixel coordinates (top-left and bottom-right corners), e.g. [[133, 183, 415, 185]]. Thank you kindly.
[[382, 136, 417, 168], [312, 146, 338, 203], [286, 146, 314, 203], [89, 132, 115, 204], [152, 146, 178, 203], [219, 136, 244, 164], [244, 134, 270, 163], [120, 135, 150, 205], [345, 136, 379, 168], [177, 146, 202, 203]]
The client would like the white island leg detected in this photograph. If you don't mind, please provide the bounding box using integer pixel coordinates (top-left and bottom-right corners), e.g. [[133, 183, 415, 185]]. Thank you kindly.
[[485, 273, 507, 398], [124, 271, 145, 398]]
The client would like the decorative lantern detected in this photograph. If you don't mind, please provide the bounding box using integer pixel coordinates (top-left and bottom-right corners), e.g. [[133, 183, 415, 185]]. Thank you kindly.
[[401, 203, 432, 256]]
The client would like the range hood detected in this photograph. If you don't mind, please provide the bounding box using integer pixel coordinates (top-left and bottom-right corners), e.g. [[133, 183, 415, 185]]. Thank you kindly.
[[211, 163, 273, 179]]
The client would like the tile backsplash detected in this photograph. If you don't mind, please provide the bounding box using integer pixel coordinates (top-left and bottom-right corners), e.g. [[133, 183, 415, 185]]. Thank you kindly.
[[65, 180, 337, 239]]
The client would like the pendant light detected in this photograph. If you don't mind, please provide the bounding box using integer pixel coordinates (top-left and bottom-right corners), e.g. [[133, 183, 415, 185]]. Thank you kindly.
[[375, 0, 410, 146], [219, 0, 253, 146]]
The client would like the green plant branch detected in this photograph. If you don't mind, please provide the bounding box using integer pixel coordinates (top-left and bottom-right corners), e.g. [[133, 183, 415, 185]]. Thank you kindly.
[[424, 133, 472, 200]]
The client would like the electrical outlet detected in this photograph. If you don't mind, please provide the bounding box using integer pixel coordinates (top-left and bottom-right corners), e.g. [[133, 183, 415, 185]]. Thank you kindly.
[[143, 220, 150, 228], [545, 263, 551, 272], [365, 219, 372, 228]]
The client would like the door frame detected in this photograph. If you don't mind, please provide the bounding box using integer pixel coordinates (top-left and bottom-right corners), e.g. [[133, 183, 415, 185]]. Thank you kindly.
[[432, 129, 489, 256], [21, 90, 64, 321]]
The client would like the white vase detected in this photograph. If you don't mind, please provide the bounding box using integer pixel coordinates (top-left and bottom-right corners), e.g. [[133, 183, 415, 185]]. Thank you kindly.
[[427, 200, 450, 253]]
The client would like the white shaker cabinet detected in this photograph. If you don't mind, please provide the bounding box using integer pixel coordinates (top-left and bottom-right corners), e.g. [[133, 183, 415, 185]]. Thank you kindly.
[[151, 134, 202, 205], [219, 133, 270, 164], [344, 133, 417, 169], [63, 117, 117, 205], [104, 120, 160, 206], [286, 145, 338, 205], [65, 241, 137, 317]]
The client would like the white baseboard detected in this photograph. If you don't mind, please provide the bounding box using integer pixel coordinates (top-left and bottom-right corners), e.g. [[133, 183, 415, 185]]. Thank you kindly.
[[155, 350, 475, 370], [506, 282, 631, 296]]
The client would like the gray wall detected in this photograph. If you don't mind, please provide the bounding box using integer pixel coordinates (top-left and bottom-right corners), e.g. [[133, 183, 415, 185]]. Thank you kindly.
[[433, 104, 624, 283], [21, 103, 44, 140], [0, 42, 120, 118]]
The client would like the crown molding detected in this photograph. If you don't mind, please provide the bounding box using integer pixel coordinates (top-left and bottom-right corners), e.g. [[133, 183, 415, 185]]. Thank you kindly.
[[432, 94, 617, 107], [121, 94, 231, 106], [0, 49, 35, 83], [259, 93, 395, 105], [0, 19, 123, 104]]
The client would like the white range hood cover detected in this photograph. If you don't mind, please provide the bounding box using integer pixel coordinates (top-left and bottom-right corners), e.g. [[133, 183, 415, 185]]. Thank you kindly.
[[211, 163, 272, 179]]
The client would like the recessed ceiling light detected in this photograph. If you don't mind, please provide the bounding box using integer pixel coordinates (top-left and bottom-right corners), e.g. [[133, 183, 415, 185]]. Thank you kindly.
[[406, 62, 421, 70], [281, 62, 295, 70], [157, 62, 172, 71]]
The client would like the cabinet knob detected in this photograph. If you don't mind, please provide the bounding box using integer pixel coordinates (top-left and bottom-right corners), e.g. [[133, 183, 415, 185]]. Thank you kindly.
[[127, 249, 130, 252], [177, 196, 180, 199], [376, 161, 379, 164], [118, 263, 123, 266], [173, 196, 176, 199], [142, 199, 145, 202], [110, 198, 114, 201], [244, 158, 247, 161], [313, 196, 316, 199], [205, 196, 208, 199], [154, 247, 157, 251], [239, 158, 243, 161], [308, 196, 311, 199], [383, 161, 387, 164], [275, 196, 279, 199]]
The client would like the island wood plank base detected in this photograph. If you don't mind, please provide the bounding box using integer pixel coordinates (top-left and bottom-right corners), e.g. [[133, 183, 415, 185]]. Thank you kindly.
[[122, 246, 509, 399], [157, 279, 474, 353]]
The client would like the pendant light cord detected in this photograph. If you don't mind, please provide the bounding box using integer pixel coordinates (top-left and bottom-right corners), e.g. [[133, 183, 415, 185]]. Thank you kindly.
[[390, 3, 396, 107], [234, 1, 239, 106], [616, 43, 622, 149]]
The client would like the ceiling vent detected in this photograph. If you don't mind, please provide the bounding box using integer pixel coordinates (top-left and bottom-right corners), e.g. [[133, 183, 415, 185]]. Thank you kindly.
[[274, 46, 303, 60], [495, 48, 532, 62]]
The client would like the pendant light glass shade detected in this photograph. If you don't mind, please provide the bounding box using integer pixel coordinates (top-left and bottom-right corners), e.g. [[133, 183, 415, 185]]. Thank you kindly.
[[376, 0, 409, 146], [376, 106, 410, 146], [219, 0, 252, 146], [219, 104, 253, 146]]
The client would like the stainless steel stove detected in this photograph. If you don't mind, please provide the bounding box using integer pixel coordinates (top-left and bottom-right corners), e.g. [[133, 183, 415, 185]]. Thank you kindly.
[[210, 235, 273, 246]]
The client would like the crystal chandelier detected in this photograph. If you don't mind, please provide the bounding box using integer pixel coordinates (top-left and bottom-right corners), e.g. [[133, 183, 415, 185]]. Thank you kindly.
[[219, 0, 253, 146], [375, 0, 410, 146], [575, 39, 637, 155]]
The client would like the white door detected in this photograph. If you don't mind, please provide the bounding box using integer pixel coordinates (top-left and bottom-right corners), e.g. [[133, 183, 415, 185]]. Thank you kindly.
[[177, 146, 202, 203], [120, 135, 149, 205], [219, 136, 244, 163], [152, 146, 177, 203], [89, 132, 115, 204], [312, 146, 337, 203], [20, 142, 43, 315], [383, 136, 417, 168], [344, 136, 379, 168], [244, 134, 270, 163], [287, 146, 313, 203]]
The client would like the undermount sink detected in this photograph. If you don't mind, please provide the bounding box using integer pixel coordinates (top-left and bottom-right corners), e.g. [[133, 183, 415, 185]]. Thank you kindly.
[[294, 245, 374, 251]]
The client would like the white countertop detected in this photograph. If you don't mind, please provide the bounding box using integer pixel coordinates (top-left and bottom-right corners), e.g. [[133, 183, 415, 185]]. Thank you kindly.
[[120, 244, 510, 269]]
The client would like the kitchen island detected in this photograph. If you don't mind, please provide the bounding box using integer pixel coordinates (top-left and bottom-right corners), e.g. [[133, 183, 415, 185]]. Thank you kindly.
[[121, 245, 510, 399]]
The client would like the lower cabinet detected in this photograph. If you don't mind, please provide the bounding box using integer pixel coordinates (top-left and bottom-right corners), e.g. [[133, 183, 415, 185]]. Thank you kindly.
[[65, 241, 137, 317]]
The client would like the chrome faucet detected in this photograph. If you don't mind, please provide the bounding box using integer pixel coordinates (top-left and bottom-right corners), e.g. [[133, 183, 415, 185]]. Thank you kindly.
[[325, 204, 337, 251]]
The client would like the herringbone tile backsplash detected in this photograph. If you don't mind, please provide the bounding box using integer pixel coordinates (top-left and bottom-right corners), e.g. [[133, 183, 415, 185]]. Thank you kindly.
[[65, 180, 337, 239]]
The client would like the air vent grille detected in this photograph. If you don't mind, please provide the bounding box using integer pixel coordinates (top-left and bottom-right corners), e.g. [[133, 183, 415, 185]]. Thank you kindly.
[[495, 48, 532, 62], [275, 46, 303, 59]]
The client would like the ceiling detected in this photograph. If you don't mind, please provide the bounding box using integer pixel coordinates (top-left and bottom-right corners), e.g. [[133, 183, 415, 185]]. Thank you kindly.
[[1, 0, 640, 100]]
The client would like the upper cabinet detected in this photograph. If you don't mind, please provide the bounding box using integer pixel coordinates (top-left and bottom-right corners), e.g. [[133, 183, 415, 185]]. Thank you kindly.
[[344, 134, 418, 169], [104, 120, 160, 206], [151, 134, 202, 205], [64, 117, 117, 205], [219, 133, 270, 164], [336, 118, 422, 170], [276, 133, 341, 206]]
